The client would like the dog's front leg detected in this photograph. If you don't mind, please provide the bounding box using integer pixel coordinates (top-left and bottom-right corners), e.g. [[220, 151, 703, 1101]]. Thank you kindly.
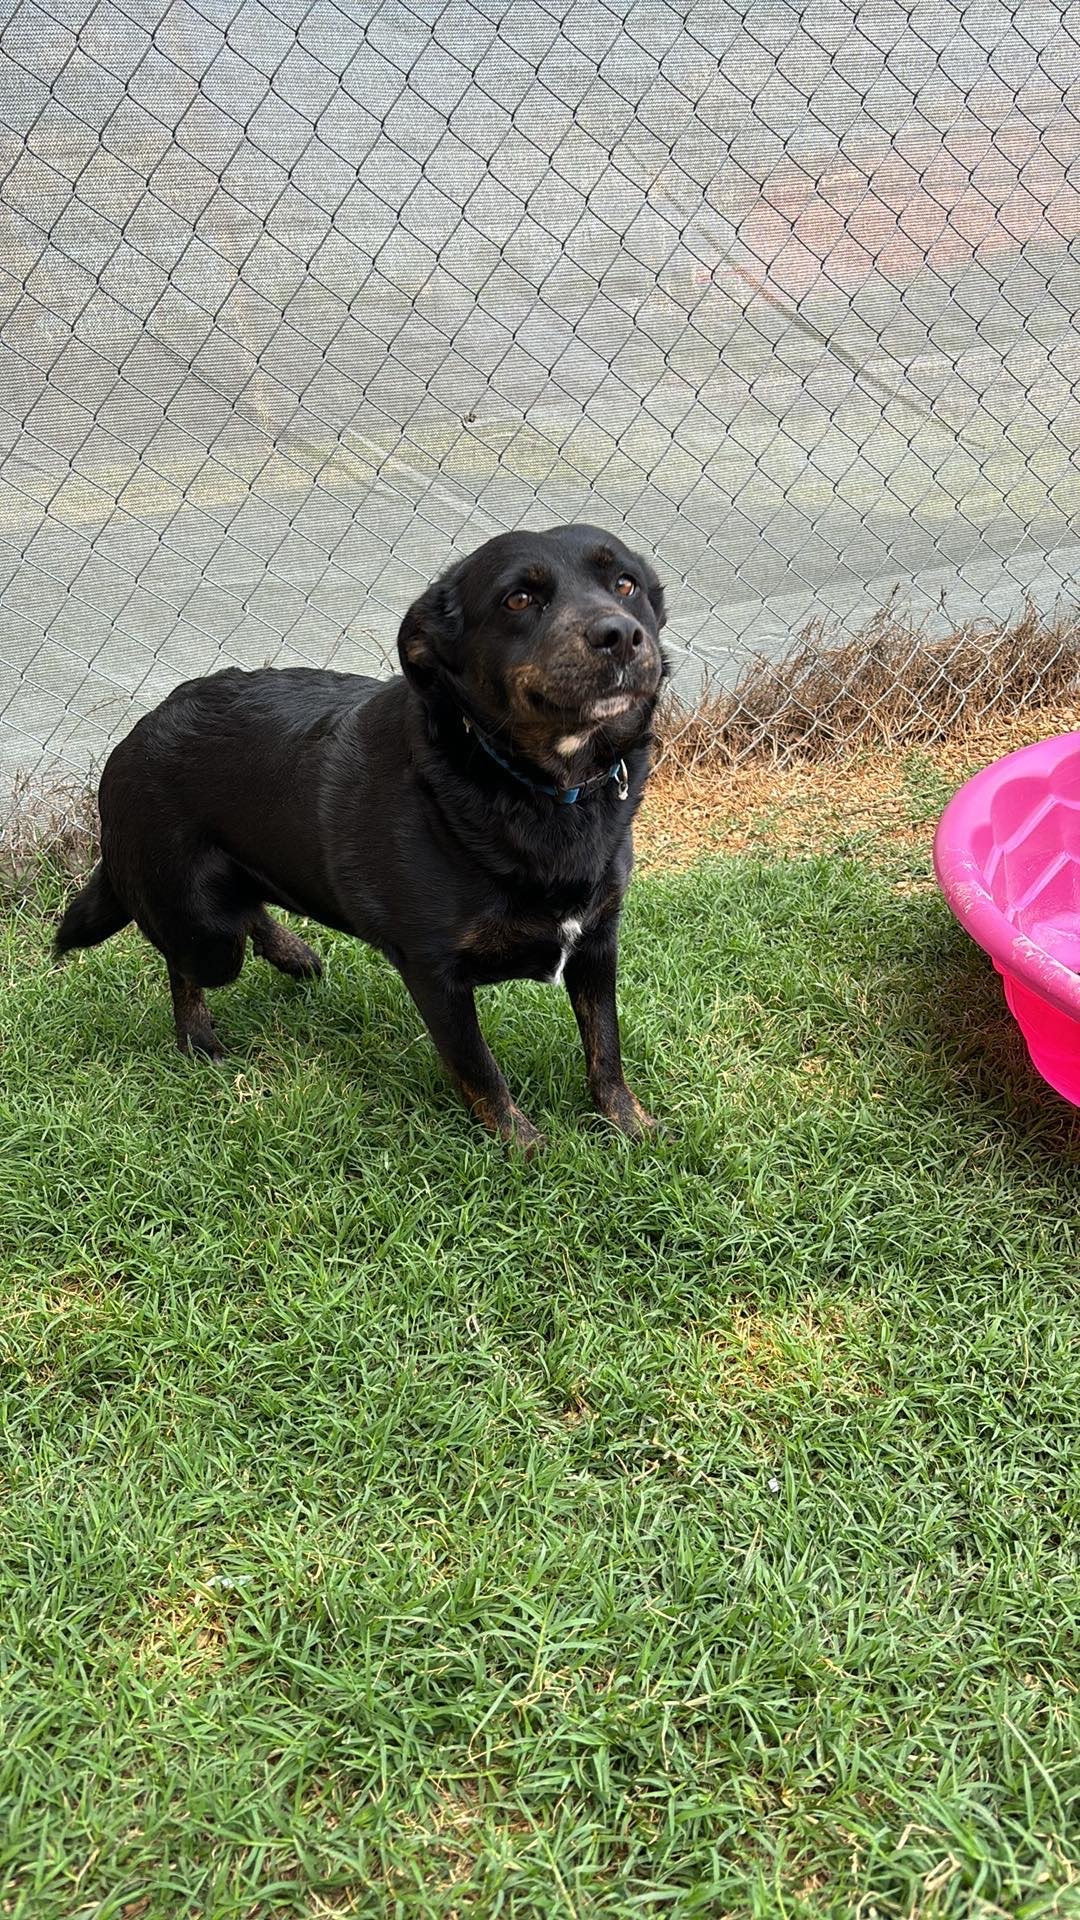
[[564, 921, 656, 1137], [402, 965, 543, 1154]]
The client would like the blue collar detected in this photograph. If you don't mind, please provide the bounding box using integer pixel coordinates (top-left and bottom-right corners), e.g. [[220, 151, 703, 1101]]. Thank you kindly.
[[462, 717, 629, 806]]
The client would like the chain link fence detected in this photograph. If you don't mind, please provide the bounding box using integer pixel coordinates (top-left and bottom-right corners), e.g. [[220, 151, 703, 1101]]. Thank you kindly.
[[2, 0, 1079, 819]]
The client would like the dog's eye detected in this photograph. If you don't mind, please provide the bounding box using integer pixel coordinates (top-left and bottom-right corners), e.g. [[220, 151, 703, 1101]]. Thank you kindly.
[[504, 590, 534, 612], [615, 575, 637, 597]]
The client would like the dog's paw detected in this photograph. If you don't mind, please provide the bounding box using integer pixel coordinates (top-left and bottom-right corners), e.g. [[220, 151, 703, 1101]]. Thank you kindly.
[[506, 1107, 545, 1158], [279, 943, 322, 980], [593, 1086, 659, 1140], [464, 1086, 545, 1157], [488, 1101, 545, 1157], [178, 1029, 226, 1063], [253, 919, 323, 980]]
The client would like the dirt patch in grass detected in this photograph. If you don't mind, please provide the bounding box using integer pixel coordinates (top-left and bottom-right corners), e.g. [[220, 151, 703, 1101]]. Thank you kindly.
[[129, 1584, 233, 1685], [638, 701, 1080, 869], [691, 1307, 870, 1401], [396, 1784, 533, 1896], [3, 1275, 113, 1330]]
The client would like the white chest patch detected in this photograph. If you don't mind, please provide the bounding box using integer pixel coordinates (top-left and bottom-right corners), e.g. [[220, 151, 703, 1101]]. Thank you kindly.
[[549, 917, 583, 987]]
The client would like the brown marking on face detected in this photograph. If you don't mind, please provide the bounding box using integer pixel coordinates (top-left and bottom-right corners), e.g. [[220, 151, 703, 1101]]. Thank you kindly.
[[497, 632, 661, 763], [503, 657, 557, 720], [494, 659, 634, 771]]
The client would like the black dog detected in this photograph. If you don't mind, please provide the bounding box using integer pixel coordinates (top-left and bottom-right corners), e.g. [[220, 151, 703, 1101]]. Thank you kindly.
[[56, 523, 668, 1151]]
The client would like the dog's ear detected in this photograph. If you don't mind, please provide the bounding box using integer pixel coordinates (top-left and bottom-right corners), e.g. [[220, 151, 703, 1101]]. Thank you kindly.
[[397, 566, 464, 690]]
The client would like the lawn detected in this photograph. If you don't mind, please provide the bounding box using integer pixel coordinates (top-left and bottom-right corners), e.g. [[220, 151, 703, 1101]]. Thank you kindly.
[[1, 846, 1079, 1918]]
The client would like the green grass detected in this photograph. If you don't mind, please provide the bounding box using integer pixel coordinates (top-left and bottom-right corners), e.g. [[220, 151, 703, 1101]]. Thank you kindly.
[[2, 856, 1079, 1919]]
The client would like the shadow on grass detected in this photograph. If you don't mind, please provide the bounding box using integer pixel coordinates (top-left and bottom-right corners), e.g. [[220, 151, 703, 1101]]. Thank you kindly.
[[886, 907, 1080, 1157]]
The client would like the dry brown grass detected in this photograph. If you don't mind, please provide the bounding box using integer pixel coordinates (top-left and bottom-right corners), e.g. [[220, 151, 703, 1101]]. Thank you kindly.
[[1, 769, 99, 896], [656, 600, 1080, 771]]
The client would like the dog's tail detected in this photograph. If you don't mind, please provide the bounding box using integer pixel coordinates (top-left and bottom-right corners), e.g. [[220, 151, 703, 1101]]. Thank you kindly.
[[55, 863, 130, 955]]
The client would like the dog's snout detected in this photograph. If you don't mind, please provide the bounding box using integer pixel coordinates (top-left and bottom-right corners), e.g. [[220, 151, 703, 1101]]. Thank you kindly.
[[587, 615, 645, 656]]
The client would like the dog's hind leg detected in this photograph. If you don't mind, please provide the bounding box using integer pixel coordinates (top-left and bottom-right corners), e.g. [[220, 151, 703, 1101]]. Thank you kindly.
[[168, 962, 225, 1060], [250, 907, 322, 980]]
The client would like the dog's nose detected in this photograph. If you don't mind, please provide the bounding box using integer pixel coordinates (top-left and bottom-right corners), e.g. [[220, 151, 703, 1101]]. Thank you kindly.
[[587, 615, 645, 656]]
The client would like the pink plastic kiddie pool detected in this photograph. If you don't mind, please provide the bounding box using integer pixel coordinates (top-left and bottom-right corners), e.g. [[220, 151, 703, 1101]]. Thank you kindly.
[[934, 731, 1080, 1104]]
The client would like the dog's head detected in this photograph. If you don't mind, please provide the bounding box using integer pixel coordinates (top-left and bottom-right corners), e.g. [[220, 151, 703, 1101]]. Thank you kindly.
[[397, 524, 667, 765]]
